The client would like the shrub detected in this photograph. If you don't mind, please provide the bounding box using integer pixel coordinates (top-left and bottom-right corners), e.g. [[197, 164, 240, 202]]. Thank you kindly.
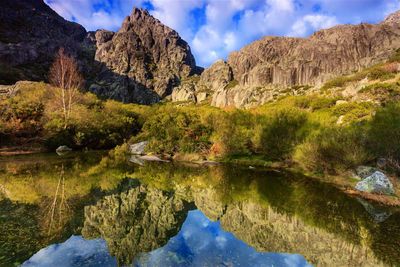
[[137, 108, 212, 155], [252, 108, 308, 160], [331, 102, 375, 123], [295, 125, 371, 174], [44, 101, 140, 149], [388, 48, 400, 63], [225, 80, 239, 89], [210, 110, 254, 157], [359, 82, 400, 103], [321, 76, 353, 90], [368, 103, 400, 161], [309, 97, 337, 111], [367, 67, 396, 81]]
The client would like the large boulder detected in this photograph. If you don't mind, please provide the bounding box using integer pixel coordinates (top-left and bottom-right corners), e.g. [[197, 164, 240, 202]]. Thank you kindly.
[[355, 171, 395, 195], [129, 141, 148, 155]]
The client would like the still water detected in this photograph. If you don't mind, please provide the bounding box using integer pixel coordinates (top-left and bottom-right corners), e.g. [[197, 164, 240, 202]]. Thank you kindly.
[[0, 152, 399, 267]]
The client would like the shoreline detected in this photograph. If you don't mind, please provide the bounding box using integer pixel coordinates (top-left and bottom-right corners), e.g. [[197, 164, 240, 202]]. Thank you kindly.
[[2, 148, 399, 207]]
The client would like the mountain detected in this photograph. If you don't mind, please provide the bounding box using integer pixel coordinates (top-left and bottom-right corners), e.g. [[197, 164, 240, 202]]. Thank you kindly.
[[0, 1, 200, 104], [89, 8, 200, 104], [0, 0, 88, 84], [1, 1, 400, 107], [173, 11, 400, 108]]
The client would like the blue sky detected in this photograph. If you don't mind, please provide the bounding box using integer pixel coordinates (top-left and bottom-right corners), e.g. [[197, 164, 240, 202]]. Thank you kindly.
[[45, 0, 400, 67]]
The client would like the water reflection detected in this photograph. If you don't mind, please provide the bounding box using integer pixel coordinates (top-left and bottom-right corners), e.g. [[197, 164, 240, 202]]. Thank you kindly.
[[0, 153, 399, 267], [23, 210, 311, 267]]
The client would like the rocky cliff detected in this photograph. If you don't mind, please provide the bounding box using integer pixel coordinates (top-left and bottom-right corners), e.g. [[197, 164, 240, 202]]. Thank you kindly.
[[173, 11, 400, 108], [89, 8, 200, 104], [0, 0, 88, 84]]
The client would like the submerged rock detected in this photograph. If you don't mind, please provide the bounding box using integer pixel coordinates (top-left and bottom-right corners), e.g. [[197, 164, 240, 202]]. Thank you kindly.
[[355, 171, 395, 195], [129, 141, 148, 155]]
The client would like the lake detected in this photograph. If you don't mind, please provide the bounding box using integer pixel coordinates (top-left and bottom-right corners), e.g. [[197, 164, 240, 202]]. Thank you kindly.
[[0, 152, 399, 267]]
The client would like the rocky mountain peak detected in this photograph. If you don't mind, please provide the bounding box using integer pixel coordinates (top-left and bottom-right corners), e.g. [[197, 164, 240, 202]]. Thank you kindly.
[[89, 6, 199, 104], [382, 10, 400, 26]]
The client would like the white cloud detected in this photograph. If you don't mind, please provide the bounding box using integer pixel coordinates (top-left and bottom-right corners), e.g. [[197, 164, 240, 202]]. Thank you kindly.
[[290, 14, 338, 37], [45, 0, 143, 30], [149, 0, 203, 40]]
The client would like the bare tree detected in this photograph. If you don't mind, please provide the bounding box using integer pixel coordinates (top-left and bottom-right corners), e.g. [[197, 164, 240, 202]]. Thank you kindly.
[[49, 48, 83, 127]]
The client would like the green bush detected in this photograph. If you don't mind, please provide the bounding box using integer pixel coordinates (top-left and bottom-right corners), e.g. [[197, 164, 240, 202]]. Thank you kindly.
[[388, 48, 400, 63], [331, 102, 375, 123], [253, 108, 308, 160], [136, 108, 212, 155], [225, 80, 239, 89], [367, 67, 396, 81], [368, 103, 400, 161], [210, 110, 254, 157], [309, 97, 337, 111], [295, 126, 371, 173], [44, 101, 140, 149]]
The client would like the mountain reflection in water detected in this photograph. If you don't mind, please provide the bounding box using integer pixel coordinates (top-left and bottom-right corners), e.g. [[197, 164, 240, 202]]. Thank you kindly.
[[0, 152, 399, 267], [23, 210, 311, 267]]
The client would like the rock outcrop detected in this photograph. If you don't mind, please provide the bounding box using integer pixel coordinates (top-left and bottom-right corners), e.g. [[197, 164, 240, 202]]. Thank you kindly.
[[0, 0, 88, 84], [89, 8, 200, 104], [355, 171, 395, 195], [129, 141, 148, 155], [174, 11, 400, 108]]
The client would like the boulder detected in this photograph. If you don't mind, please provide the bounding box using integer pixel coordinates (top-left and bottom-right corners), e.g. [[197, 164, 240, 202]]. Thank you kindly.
[[129, 141, 148, 155], [55, 145, 72, 155], [171, 82, 196, 102], [355, 171, 395, 195], [355, 166, 377, 179]]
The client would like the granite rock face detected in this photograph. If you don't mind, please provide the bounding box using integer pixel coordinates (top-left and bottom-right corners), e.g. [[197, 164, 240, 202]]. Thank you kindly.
[[355, 171, 395, 195], [90, 8, 200, 104], [0, 0, 88, 84], [172, 60, 233, 103], [173, 11, 400, 108]]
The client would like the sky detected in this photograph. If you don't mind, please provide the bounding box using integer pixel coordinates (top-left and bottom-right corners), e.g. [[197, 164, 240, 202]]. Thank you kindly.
[[45, 0, 400, 67]]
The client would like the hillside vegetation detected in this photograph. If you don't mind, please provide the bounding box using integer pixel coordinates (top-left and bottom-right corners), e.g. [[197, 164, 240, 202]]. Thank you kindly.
[[2, 53, 400, 185]]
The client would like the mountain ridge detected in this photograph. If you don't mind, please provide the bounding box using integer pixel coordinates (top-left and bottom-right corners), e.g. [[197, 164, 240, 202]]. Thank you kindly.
[[1, 1, 400, 107], [172, 10, 400, 107]]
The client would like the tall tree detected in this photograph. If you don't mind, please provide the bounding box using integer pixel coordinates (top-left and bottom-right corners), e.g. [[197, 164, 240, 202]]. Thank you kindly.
[[49, 48, 83, 127]]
